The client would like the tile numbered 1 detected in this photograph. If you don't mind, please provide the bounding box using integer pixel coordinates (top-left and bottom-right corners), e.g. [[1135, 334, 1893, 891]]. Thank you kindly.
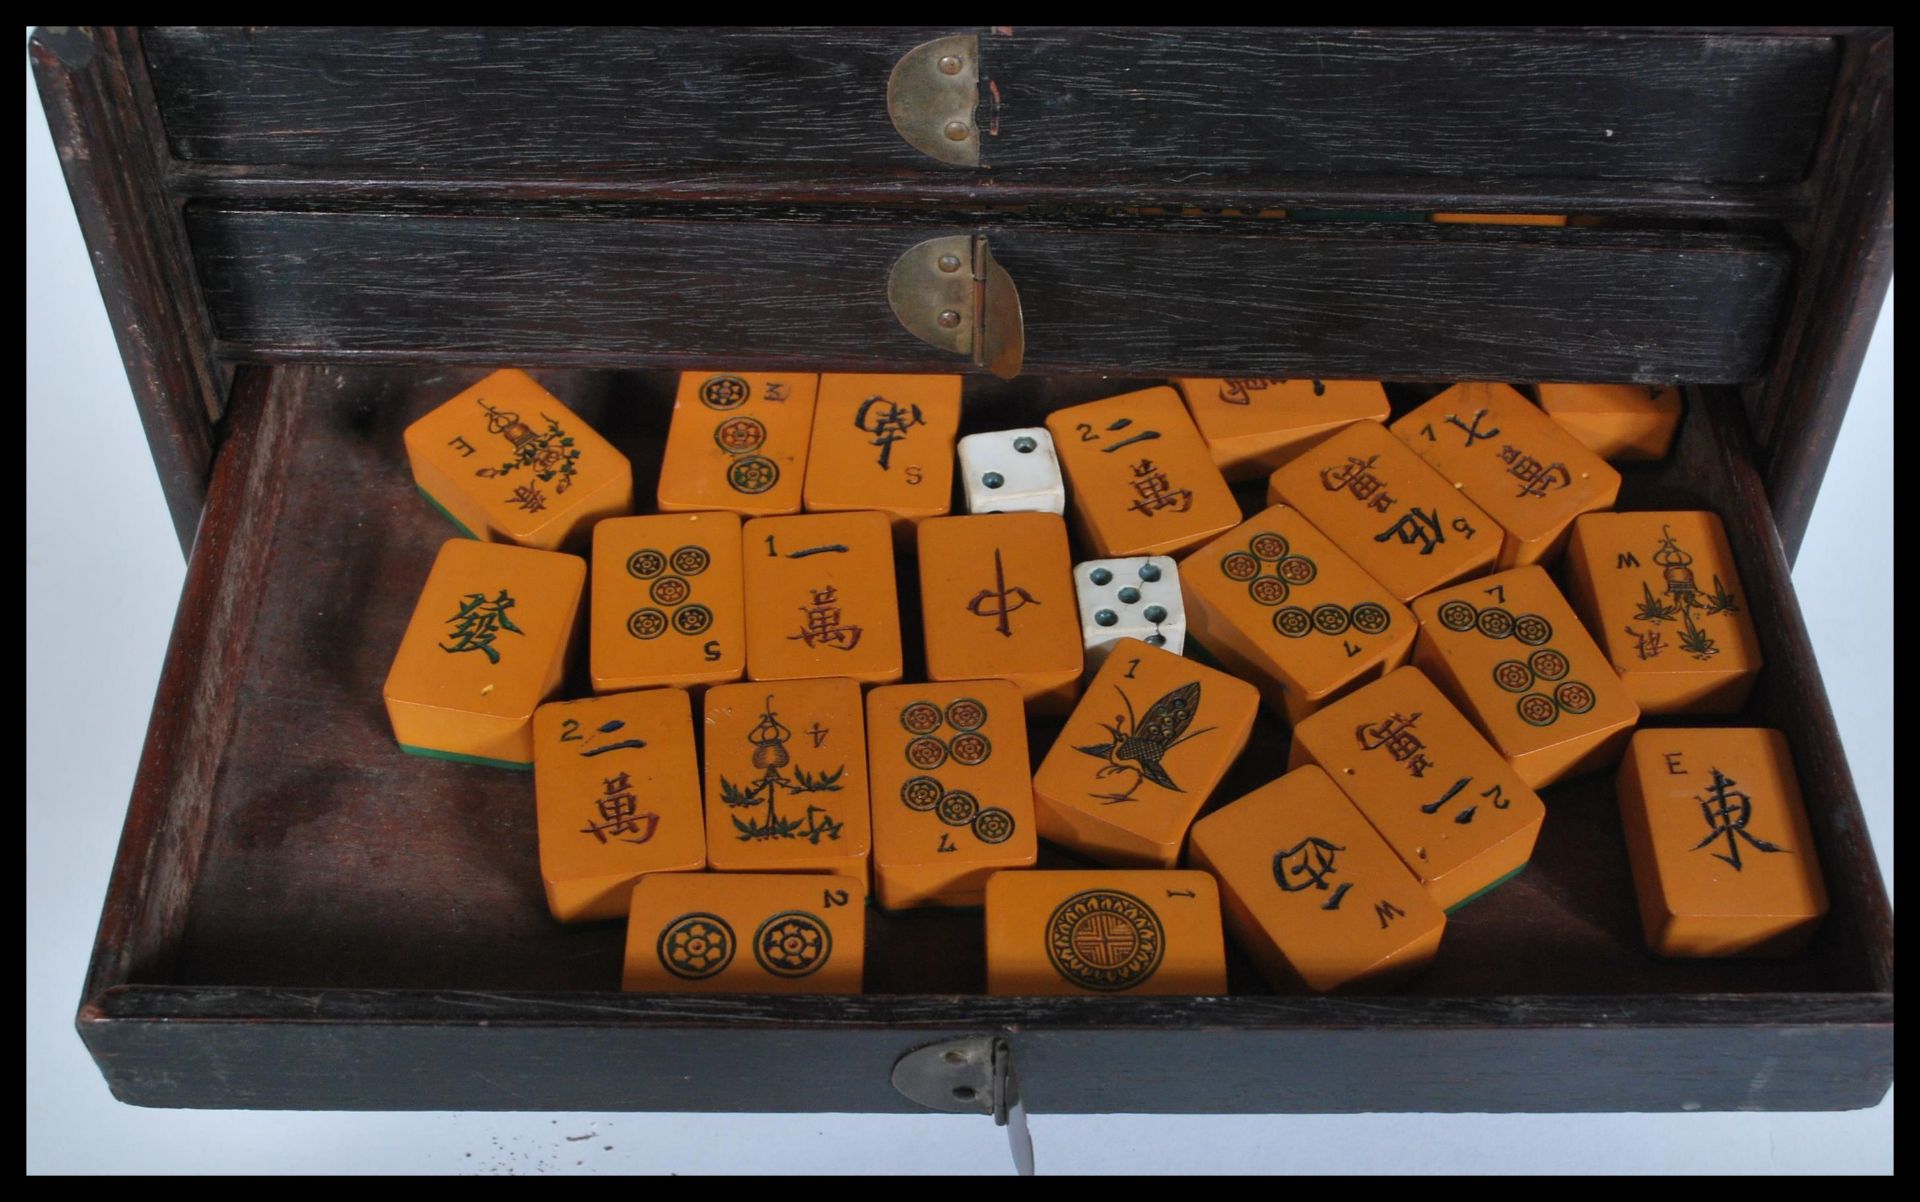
[[1536, 382, 1683, 461], [866, 679, 1038, 909], [918, 512, 1084, 715], [1189, 765, 1446, 993], [803, 373, 962, 537], [702, 677, 872, 878], [534, 689, 706, 923], [1172, 377, 1390, 481], [1267, 419, 1500, 602], [403, 369, 632, 551], [1032, 639, 1260, 868], [1564, 510, 1763, 714], [1616, 728, 1827, 957], [382, 538, 586, 769], [1046, 386, 1241, 559], [1391, 381, 1620, 568], [656, 370, 820, 516], [623, 872, 866, 993], [742, 510, 904, 684], [957, 426, 1067, 515], [1074, 555, 1185, 671], [1411, 565, 1640, 788], [1289, 666, 1546, 912], [985, 870, 1227, 996], [590, 511, 745, 693], [1183, 504, 1416, 725]]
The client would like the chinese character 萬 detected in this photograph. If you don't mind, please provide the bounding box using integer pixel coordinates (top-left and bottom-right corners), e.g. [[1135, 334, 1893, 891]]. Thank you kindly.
[[789, 586, 864, 651]]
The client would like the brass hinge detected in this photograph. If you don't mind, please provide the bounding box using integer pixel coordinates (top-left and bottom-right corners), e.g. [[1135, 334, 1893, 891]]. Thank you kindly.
[[890, 1036, 1034, 1175], [887, 233, 1025, 379], [886, 33, 980, 167]]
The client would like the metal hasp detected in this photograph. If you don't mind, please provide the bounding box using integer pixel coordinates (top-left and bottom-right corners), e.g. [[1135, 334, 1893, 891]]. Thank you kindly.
[[891, 1036, 1034, 1175], [888, 234, 1025, 379], [887, 33, 980, 167]]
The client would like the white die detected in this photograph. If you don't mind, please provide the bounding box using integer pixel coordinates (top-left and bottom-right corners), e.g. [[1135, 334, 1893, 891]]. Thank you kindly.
[[957, 427, 1066, 515], [1073, 556, 1186, 669]]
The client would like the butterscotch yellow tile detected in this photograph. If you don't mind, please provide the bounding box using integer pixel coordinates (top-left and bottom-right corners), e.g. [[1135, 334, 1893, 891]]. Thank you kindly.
[[917, 513, 1083, 715], [1536, 383, 1682, 460], [1045, 387, 1240, 559], [590, 512, 744, 694], [403, 369, 632, 551], [533, 689, 705, 923], [1183, 504, 1416, 725], [1172, 378, 1390, 481], [803, 374, 962, 537], [382, 538, 585, 769], [867, 680, 1037, 909], [1188, 766, 1446, 993], [1411, 566, 1639, 788], [1391, 382, 1620, 568], [1289, 667, 1545, 912], [1564, 511, 1762, 714], [985, 870, 1226, 996], [656, 370, 819, 516], [703, 678, 871, 877], [742, 511, 903, 684], [1266, 420, 1500, 602], [1032, 640, 1259, 868], [622, 872, 866, 993], [1616, 728, 1827, 957]]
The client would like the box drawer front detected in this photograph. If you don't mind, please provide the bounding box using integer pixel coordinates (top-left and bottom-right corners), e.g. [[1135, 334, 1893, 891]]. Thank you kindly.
[[146, 27, 1836, 186]]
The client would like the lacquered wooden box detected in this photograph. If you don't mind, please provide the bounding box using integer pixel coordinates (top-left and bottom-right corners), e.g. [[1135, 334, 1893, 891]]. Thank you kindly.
[[34, 25, 1891, 1116]]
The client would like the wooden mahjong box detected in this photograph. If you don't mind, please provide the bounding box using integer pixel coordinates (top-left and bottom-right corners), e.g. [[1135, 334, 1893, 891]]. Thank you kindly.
[[34, 26, 1892, 1114]]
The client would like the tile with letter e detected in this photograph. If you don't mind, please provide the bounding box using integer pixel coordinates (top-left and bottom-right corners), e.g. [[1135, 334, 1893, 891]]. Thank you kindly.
[[590, 511, 744, 694], [1616, 728, 1827, 957], [404, 368, 631, 552], [866, 680, 1037, 910], [622, 872, 866, 993], [1183, 504, 1416, 725], [1188, 765, 1446, 993], [742, 510, 903, 685], [1391, 381, 1620, 568], [656, 370, 819, 516], [1267, 419, 1499, 602], [803, 373, 962, 538], [985, 870, 1227, 996], [1537, 382, 1682, 460], [918, 512, 1083, 715], [1564, 511, 1763, 715], [1032, 640, 1259, 868], [382, 538, 585, 770], [1045, 386, 1240, 559], [1412, 566, 1639, 788], [1173, 377, 1390, 481], [1288, 666, 1545, 912], [702, 678, 871, 878], [533, 689, 704, 923]]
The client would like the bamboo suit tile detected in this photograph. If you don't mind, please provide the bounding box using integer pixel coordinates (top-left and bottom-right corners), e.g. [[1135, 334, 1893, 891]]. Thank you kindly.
[[590, 511, 744, 693], [1173, 377, 1390, 481], [918, 512, 1084, 715], [985, 870, 1227, 996], [703, 678, 871, 878], [742, 510, 903, 684], [656, 370, 819, 516], [623, 872, 866, 993], [1046, 387, 1240, 558]]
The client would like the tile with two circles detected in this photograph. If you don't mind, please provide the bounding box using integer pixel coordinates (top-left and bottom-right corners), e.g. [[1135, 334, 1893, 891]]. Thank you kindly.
[[742, 510, 903, 684], [622, 872, 866, 993], [917, 512, 1083, 715], [656, 370, 819, 516], [590, 511, 744, 694], [985, 870, 1227, 996]]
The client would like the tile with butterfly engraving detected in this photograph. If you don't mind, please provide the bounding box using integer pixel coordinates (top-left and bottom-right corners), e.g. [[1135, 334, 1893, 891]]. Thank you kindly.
[[985, 870, 1227, 996], [703, 678, 871, 877], [1032, 639, 1259, 868], [1288, 667, 1545, 912], [656, 370, 819, 516], [803, 373, 961, 537], [1173, 376, 1390, 481], [1045, 386, 1240, 559], [382, 537, 585, 769], [623, 872, 866, 993], [403, 368, 632, 552], [917, 512, 1083, 714], [742, 510, 903, 684], [590, 512, 744, 693], [866, 680, 1037, 910], [534, 689, 705, 923], [1189, 765, 1446, 993], [1537, 382, 1683, 460], [1412, 566, 1639, 788]]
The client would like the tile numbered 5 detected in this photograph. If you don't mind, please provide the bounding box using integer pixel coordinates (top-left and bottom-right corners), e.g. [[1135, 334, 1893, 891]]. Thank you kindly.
[[985, 870, 1227, 996], [590, 511, 744, 693], [623, 872, 866, 993], [657, 370, 819, 516]]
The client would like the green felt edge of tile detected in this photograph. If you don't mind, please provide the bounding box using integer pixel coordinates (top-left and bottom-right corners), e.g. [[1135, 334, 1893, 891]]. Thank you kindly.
[[397, 742, 532, 772], [414, 484, 479, 540], [1445, 861, 1528, 915]]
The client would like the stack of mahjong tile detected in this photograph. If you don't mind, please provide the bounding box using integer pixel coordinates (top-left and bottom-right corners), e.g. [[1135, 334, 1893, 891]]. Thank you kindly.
[[378, 366, 1823, 999]]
